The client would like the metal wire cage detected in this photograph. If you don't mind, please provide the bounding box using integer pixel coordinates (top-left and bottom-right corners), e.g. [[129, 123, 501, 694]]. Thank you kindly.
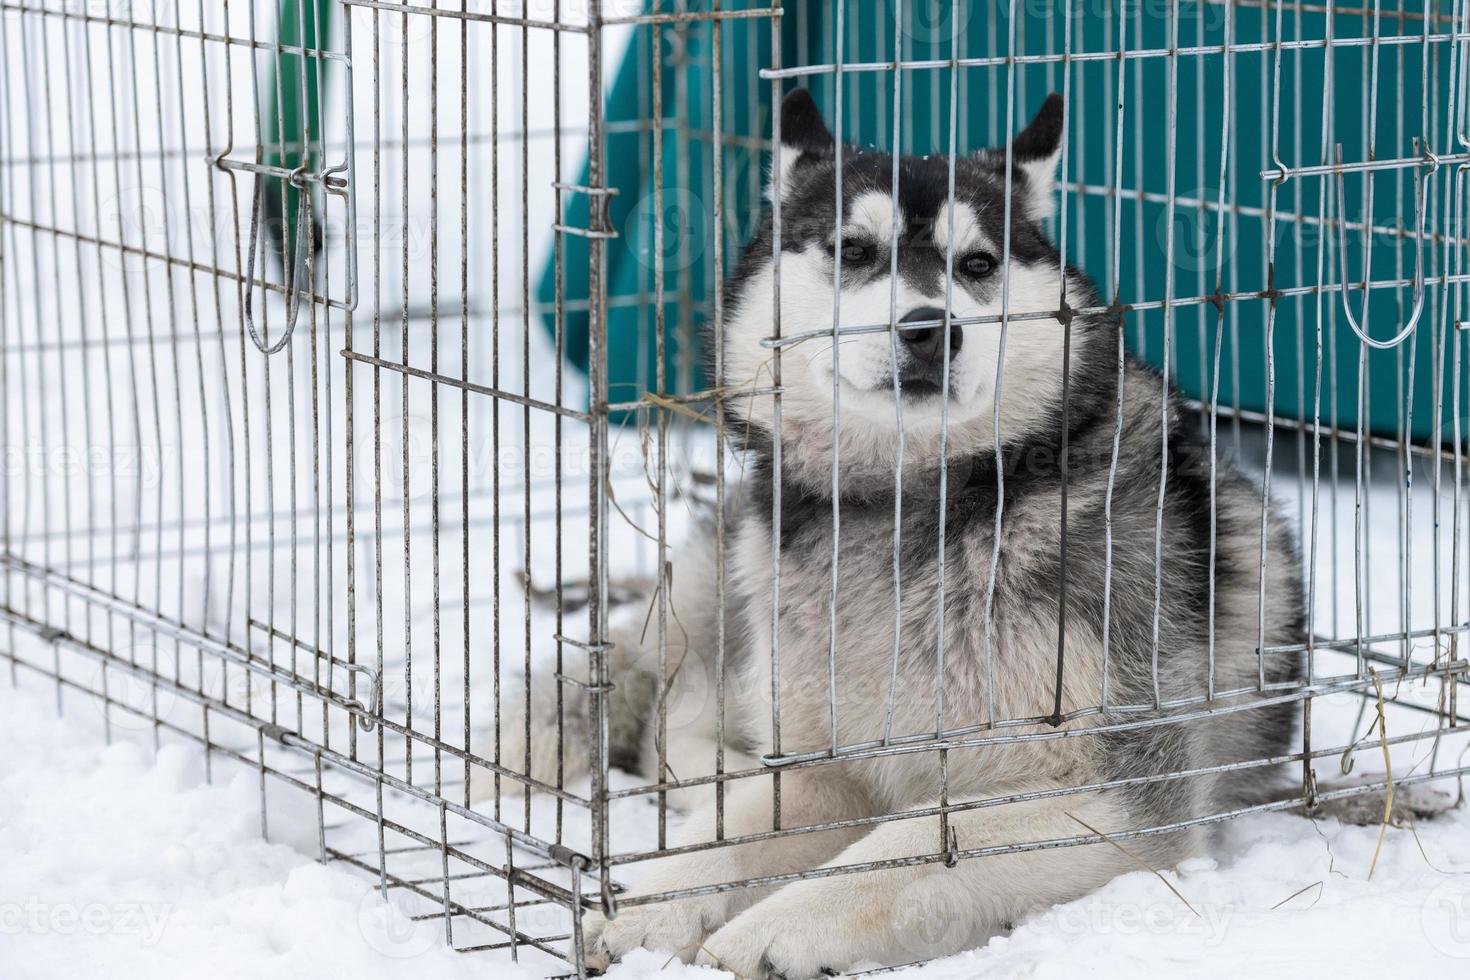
[[2, 0, 1468, 976]]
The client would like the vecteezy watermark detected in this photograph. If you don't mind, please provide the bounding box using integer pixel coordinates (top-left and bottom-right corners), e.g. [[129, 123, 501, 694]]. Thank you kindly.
[[891, 873, 985, 961], [357, 888, 445, 959], [893, 0, 977, 45], [1, 444, 168, 487], [890, 876, 1237, 959], [1423, 878, 1470, 959], [625, 186, 710, 275], [1042, 891, 1235, 945], [0, 898, 172, 945], [356, 411, 720, 502], [2, 1, 159, 22], [90, 655, 185, 733]]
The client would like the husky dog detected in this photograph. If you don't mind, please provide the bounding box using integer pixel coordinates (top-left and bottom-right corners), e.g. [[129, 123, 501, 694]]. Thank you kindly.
[[477, 90, 1304, 977]]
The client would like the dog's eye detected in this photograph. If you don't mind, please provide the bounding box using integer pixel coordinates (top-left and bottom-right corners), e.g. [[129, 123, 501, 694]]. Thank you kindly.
[[833, 241, 874, 264], [961, 252, 995, 277]]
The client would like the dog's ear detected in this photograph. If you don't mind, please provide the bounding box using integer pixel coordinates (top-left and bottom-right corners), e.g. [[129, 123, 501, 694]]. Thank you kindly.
[[770, 88, 834, 198], [993, 93, 1065, 220]]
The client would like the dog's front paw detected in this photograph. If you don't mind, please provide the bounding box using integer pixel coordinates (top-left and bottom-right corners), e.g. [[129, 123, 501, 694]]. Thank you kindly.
[[583, 898, 718, 966], [696, 904, 847, 980]]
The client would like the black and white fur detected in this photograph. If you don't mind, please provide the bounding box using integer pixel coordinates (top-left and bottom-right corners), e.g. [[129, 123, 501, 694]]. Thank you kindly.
[[476, 91, 1305, 977]]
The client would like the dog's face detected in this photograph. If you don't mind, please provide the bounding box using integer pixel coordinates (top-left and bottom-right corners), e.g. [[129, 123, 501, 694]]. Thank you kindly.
[[725, 91, 1091, 490]]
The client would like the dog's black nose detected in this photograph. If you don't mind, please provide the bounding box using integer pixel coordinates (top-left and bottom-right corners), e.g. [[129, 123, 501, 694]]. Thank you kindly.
[[899, 307, 963, 362]]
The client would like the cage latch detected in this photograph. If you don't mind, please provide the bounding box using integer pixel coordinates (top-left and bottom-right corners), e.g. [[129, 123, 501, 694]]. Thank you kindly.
[[599, 874, 620, 920], [552, 182, 620, 240], [1332, 144, 1428, 351], [943, 826, 960, 869], [243, 165, 317, 356], [245, 618, 379, 731], [340, 662, 380, 732]]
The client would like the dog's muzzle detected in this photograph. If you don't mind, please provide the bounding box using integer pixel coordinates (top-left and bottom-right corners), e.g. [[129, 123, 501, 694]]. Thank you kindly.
[[890, 306, 963, 397]]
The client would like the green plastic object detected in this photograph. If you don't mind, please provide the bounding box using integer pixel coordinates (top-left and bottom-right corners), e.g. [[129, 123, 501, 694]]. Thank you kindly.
[[543, 2, 1459, 443], [261, 0, 331, 276]]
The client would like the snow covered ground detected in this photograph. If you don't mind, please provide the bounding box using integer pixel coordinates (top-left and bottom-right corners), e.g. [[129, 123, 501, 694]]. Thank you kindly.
[[5, 670, 1470, 979], [0, 678, 511, 980]]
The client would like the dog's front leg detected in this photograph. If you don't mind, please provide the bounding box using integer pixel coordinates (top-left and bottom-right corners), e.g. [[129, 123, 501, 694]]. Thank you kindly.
[[586, 770, 868, 966], [697, 791, 1171, 978]]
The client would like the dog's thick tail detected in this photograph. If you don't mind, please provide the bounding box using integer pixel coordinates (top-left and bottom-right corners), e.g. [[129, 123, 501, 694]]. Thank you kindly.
[[469, 636, 657, 802], [471, 516, 724, 803]]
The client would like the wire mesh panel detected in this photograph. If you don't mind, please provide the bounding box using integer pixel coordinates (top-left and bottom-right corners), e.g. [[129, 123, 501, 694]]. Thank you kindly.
[[2, 1, 1469, 977], [0, 0, 612, 969], [0, 0, 363, 772]]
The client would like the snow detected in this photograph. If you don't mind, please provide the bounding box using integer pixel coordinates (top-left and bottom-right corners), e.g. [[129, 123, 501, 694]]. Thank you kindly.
[[932, 811, 1470, 978], [0, 680, 536, 980], [5, 668, 1470, 979]]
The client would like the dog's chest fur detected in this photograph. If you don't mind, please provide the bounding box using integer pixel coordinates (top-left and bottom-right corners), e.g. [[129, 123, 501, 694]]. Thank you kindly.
[[728, 465, 1105, 807]]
